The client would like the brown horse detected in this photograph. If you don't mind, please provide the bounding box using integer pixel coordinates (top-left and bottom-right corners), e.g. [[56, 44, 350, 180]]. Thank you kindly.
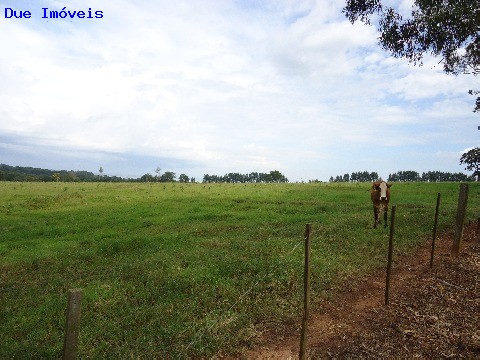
[[371, 181, 392, 228]]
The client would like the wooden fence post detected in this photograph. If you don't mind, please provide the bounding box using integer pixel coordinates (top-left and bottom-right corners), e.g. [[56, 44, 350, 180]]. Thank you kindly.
[[385, 205, 396, 306], [452, 183, 469, 257], [63, 288, 83, 360], [299, 224, 311, 360], [476, 217, 480, 244], [430, 193, 441, 268]]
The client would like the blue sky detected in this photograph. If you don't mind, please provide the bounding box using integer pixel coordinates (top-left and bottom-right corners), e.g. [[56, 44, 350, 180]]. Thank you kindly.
[[0, 0, 477, 181]]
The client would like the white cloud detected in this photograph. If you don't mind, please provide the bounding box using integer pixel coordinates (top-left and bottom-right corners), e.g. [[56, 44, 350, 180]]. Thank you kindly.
[[0, 0, 477, 180]]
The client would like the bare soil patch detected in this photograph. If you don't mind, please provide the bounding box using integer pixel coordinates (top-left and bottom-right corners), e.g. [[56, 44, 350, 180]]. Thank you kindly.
[[246, 222, 479, 359]]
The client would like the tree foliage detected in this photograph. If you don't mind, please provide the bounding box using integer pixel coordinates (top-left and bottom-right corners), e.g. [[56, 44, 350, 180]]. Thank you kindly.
[[178, 174, 190, 183], [329, 171, 379, 182], [388, 170, 472, 182], [0, 164, 100, 182], [329, 169, 472, 182], [160, 171, 176, 182], [203, 170, 288, 183], [460, 147, 480, 179], [388, 170, 421, 182], [0, 164, 189, 183], [343, 0, 479, 111], [140, 173, 155, 182]]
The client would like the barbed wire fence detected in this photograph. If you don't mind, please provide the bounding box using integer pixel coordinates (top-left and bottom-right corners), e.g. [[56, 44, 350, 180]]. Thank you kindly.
[[182, 225, 320, 356]]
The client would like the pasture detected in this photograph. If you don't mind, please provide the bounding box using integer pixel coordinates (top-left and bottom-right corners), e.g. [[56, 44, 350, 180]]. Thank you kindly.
[[0, 181, 478, 357]]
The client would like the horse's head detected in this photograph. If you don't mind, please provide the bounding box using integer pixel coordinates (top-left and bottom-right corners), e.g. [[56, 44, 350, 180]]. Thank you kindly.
[[371, 181, 392, 200]]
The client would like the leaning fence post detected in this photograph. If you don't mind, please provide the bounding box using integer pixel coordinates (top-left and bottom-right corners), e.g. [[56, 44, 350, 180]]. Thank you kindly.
[[299, 224, 311, 360], [385, 205, 396, 306], [63, 288, 83, 360], [452, 183, 469, 257], [430, 193, 441, 268]]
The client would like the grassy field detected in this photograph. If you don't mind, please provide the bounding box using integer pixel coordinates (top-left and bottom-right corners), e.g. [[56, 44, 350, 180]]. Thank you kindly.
[[1, 181, 478, 357]]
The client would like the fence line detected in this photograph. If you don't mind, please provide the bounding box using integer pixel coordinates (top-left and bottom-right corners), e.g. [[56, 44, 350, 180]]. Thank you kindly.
[[184, 228, 313, 354], [50, 187, 476, 357], [384, 205, 396, 306], [299, 224, 311, 360], [430, 193, 441, 268], [452, 183, 469, 256]]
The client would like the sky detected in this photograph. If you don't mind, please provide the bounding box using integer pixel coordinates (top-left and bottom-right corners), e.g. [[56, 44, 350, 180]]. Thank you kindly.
[[0, 0, 478, 182]]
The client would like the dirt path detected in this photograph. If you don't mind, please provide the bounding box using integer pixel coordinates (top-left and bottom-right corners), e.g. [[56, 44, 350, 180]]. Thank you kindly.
[[246, 222, 479, 359]]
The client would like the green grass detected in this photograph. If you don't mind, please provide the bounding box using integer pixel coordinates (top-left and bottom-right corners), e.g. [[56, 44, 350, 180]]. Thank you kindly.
[[1, 181, 478, 357]]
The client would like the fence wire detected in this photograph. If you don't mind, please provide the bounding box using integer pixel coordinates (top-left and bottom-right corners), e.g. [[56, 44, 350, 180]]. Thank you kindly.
[[183, 225, 318, 355]]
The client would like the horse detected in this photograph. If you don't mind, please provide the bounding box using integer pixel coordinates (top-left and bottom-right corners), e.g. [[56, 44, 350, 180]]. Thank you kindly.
[[371, 180, 392, 228]]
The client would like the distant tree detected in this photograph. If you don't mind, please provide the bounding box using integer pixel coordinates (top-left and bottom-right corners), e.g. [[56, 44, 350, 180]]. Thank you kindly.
[[343, 0, 479, 112], [408, 171, 419, 181], [0, 164, 138, 182], [248, 172, 259, 183], [155, 167, 162, 182], [202, 171, 288, 183], [141, 173, 154, 182], [66, 171, 77, 182], [422, 171, 439, 182], [469, 90, 480, 112], [329, 171, 381, 182], [160, 172, 176, 182], [269, 170, 288, 183], [388, 170, 421, 182], [225, 172, 241, 183], [52, 173, 60, 182], [460, 147, 480, 180], [439, 171, 467, 182], [178, 174, 189, 183]]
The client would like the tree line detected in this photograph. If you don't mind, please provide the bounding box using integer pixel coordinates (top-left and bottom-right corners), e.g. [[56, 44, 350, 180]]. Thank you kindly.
[[0, 164, 103, 182], [139, 172, 194, 183], [389, 171, 472, 182], [0, 164, 288, 183], [329, 171, 379, 183], [2, 164, 475, 183], [203, 170, 288, 183], [0, 164, 181, 183], [329, 170, 475, 183]]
